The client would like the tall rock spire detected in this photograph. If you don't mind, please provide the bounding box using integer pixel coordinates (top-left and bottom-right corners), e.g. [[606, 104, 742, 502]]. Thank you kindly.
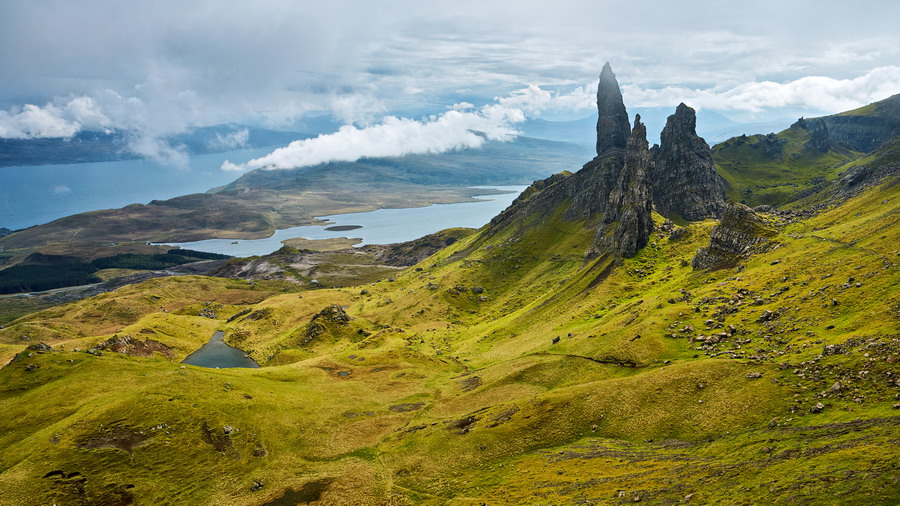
[[596, 62, 631, 156], [652, 103, 726, 220], [590, 114, 654, 258]]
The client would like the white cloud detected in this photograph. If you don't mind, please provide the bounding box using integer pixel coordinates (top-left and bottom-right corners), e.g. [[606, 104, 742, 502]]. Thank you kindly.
[[448, 102, 475, 111], [210, 128, 250, 150], [0, 96, 114, 139], [623, 66, 900, 113], [0, 103, 79, 139], [497, 83, 594, 116], [330, 94, 387, 126], [222, 104, 525, 171], [126, 134, 190, 168]]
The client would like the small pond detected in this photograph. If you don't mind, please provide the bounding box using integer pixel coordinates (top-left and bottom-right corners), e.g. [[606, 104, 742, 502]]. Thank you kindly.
[[181, 331, 259, 369]]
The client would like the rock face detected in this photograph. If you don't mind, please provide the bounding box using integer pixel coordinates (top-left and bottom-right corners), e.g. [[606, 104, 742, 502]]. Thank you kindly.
[[692, 202, 777, 270], [803, 118, 832, 152], [810, 93, 900, 152], [595, 62, 631, 156], [591, 115, 655, 258], [653, 103, 727, 221]]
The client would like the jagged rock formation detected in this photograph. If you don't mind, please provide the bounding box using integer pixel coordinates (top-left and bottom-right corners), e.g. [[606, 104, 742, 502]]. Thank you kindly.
[[488, 64, 732, 260], [692, 202, 777, 270], [591, 115, 654, 258], [652, 103, 727, 221], [595, 62, 631, 156]]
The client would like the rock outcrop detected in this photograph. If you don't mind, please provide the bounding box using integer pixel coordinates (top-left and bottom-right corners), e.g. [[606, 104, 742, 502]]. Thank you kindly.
[[96, 335, 174, 358], [803, 118, 832, 152], [692, 202, 777, 270], [591, 115, 654, 258], [595, 62, 631, 156], [652, 103, 727, 221], [302, 305, 351, 344]]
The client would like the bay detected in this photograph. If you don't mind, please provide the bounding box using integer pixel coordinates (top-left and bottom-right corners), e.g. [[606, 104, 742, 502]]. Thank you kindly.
[[0, 146, 280, 230], [164, 185, 526, 257]]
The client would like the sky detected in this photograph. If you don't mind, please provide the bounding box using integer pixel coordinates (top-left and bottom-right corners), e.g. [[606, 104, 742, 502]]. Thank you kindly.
[[1, 0, 899, 168]]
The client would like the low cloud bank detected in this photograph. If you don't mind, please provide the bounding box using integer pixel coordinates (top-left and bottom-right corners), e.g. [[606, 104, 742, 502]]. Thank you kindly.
[[221, 104, 526, 171], [626, 66, 900, 113]]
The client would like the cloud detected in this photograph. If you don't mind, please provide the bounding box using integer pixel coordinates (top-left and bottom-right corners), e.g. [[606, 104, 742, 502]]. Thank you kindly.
[[330, 94, 387, 126], [126, 134, 190, 168], [222, 104, 525, 171], [2, 1, 899, 168], [623, 66, 900, 114], [497, 83, 594, 116], [448, 102, 475, 111], [210, 128, 250, 150]]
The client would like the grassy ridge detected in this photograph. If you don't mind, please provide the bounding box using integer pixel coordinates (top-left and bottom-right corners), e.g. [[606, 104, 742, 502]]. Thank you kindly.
[[712, 126, 860, 207]]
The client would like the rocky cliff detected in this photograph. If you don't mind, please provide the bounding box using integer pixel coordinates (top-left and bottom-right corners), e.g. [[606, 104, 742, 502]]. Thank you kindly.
[[652, 103, 727, 221], [595, 62, 631, 156], [805, 93, 900, 152], [590, 115, 654, 258]]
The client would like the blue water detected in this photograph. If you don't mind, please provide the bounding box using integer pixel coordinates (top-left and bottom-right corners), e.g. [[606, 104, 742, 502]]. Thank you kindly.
[[164, 185, 526, 257], [0, 146, 280, 230], [181, 331, 259, 369]]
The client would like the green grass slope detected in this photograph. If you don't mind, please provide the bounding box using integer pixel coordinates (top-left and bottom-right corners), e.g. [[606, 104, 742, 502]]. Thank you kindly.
[[0, 160, 897, 504]]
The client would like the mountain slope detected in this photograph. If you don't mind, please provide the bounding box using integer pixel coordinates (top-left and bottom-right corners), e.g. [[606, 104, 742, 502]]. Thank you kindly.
[[712, 93, 900, 207]]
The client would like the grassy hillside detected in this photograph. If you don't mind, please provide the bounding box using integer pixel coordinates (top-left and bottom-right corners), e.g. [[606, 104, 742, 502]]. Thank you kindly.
[[0, 156, 897, 504], [712, 127, 860, 207], [712, 93, 899, 208]]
